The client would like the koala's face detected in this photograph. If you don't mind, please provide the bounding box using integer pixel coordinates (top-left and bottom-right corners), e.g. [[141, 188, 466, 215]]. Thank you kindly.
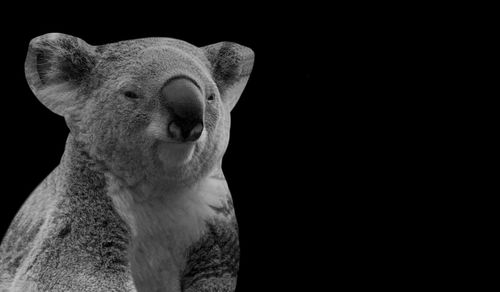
[[25, 33, 254, 188]]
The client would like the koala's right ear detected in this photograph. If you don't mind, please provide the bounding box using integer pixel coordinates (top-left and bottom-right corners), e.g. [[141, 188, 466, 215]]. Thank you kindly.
[[25, 33, 97, 116], [203, 42, 254, 111]]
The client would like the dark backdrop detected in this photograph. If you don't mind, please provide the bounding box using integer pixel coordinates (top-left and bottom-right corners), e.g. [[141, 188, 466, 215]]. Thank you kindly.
[[0, 6, 449, 291]]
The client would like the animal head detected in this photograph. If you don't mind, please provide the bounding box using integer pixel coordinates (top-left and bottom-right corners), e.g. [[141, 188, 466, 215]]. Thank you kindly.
[[25, 33, 254, 188]]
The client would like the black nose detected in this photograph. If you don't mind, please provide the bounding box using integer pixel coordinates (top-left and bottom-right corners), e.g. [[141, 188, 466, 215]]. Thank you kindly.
[[168, 118, 203, 142], [161, 77, 205, 142]]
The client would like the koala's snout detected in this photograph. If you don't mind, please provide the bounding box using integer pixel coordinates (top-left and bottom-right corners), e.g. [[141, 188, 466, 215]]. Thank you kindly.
[[167, 120, 203, 142], [161, 78, 205, 142]]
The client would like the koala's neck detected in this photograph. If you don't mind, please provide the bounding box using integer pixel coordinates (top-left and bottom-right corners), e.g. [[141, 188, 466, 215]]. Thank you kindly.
[[59, 136, 232, 292], [107, 173, 230, 292]]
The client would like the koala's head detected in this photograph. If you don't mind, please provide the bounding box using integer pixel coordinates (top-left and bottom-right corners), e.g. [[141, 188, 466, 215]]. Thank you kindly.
[[25, 33, 253, 188]]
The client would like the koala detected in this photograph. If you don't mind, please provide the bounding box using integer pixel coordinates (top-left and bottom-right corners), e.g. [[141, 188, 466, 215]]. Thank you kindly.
[[0, 33, 253, 292]]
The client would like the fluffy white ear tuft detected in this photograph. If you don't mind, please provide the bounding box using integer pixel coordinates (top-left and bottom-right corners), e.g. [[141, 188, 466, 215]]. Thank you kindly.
[[25, 33, 97, 116], [203, 42, 254, 111]]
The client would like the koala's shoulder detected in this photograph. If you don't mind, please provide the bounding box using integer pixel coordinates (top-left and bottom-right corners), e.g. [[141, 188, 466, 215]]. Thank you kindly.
[[0, 167, 62, 283]]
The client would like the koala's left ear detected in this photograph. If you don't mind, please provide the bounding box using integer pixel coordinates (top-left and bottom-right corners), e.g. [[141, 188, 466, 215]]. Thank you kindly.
[[203, 42, 254, 111], [25, 33, 97, 117]]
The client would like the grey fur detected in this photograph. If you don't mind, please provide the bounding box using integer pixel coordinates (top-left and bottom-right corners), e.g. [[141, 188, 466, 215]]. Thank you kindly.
[[0, 33, 253, 292]]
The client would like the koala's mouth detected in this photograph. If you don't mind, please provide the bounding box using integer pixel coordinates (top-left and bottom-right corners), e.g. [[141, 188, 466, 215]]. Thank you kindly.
[[164, 140, 197, 145], [156, 140, 197, 166]]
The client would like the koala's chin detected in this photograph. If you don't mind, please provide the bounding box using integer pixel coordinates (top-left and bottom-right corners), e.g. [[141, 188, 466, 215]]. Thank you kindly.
[[148, 131, 215, 189]]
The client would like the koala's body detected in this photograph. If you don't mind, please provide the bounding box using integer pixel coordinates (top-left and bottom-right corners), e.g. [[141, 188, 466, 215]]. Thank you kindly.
[[0, 33, 253, 292]]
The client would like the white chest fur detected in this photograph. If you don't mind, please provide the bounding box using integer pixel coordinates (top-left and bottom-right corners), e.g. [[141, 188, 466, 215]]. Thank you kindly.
[[105, 173, 231, 291]]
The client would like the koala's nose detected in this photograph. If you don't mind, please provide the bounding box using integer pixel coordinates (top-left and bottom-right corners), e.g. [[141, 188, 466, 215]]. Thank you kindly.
[[168, 120, 203, 142], [161, 78, 204, 142]]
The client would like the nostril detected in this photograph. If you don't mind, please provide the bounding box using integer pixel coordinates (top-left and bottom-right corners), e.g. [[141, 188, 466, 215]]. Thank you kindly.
[[188, 122, 203, 141], [168, 121, 183, 140], [167, 120, 203, 142]]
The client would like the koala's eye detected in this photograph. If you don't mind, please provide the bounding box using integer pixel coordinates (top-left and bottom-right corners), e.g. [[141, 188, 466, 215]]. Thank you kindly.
[[123, 91, 140, 99], [207, 94, 215, 102]]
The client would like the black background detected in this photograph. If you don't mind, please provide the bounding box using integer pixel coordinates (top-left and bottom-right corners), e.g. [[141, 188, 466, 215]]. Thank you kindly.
[[0, 10, 336, 291], [0, 6, 469, 291], [0, 4, 487, 290]]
